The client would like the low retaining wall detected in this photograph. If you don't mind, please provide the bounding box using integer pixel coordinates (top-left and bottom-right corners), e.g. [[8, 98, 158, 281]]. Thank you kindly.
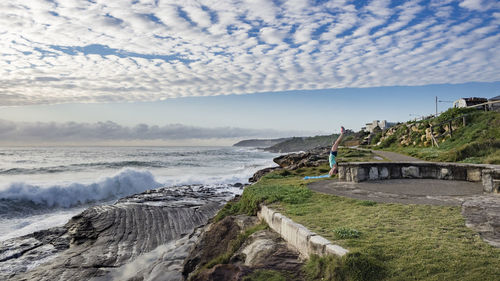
[[257, 205, 349, 258], [338, 162, 500, 193]]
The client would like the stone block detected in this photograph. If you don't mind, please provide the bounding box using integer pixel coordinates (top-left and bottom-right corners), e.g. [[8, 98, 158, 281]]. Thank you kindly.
[[379, 167, 389, 179], [270, 212, 283, 234], [482, 172, 494, 193], [338, 166, 346, 180], [420, 166, 438, 178], [369, 167, 379, 180], [449, 166, 467, 180], [280, 217, 298, 243], [295, 225, 314, 257], [258, 205, 274, 223], [439, 168, 450, 180], [402, 166, 420, 178], [308, 235, 331, 256], [351, 167, 366, 182], [325, 244, 349, 257], [467, 169, 481, 182], [390, 166, 401, 178]]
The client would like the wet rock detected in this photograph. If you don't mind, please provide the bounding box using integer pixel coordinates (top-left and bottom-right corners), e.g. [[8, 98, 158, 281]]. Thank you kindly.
[[2, 185, 234, 281]]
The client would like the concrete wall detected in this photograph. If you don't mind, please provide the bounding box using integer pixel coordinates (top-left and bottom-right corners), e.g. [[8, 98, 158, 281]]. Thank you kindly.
[[338, 162, 500, 193], [257, 205, 349, 258]]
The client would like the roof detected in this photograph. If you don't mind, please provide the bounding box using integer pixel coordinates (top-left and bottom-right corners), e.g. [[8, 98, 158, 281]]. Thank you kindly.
[[489, 95, 500, 101]]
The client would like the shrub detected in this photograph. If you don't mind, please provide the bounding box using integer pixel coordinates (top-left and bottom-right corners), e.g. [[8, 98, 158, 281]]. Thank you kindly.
[[370, 132, 382, 145], [333, 227, 361, 239], [357, 200, 377, 206]]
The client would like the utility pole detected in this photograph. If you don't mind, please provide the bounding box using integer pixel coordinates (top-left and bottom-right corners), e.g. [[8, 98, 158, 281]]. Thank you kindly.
[[435, 96, 438, 117]]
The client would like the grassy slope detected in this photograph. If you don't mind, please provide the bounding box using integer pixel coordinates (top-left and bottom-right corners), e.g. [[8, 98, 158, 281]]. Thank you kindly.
[[375, 109, 500, 164], [216, 148, 500, 280]]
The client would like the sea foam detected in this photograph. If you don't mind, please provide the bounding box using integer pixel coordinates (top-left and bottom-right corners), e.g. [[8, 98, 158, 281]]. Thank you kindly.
[[0, 168, 163, 208]]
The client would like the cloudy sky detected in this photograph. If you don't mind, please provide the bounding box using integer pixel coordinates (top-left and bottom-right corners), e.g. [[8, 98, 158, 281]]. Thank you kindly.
[[0, 0, 499, 144]]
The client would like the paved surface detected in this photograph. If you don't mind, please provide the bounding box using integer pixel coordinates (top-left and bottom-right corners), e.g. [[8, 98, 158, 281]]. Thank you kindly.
[[370, 150, 422, 162], [308, 179, 500, 247], [309, 179, 482, 206], [351, 147, 422, 162]]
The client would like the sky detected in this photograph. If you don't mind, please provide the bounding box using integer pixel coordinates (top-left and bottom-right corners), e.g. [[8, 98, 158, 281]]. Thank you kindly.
[[0, 0, 499, 145]]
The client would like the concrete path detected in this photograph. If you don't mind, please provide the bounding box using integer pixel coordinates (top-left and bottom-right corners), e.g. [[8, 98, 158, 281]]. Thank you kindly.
[[370, 150, 422, 162], [350, 147, 422, 162], [308, 179, 500, 247]]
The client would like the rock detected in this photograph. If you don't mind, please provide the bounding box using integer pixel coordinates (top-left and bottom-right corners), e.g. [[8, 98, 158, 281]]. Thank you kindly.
[[462, 196, 500, 247], [183, 215, 260, 279], [273, 147, 330, 170], [192, 264, 250, 281], [237, 230, 303, 272], [249, 167, 282, 183], [3, 185, 231, 281], [402, 166, 420, 178], [369, 167, 379, 180]]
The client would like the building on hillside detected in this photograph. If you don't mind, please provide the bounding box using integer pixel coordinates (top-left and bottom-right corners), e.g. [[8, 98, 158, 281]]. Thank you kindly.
[[489, 95, 500, 112], [362, 120, 396, 133], [452, 97, 488, 109]]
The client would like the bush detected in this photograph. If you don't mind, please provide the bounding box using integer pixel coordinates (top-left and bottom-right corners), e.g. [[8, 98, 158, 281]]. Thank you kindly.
[[333, 227, 361, 239], [357, 200, 377, 206], [436, 107, 476, 123], [378, 134, 397, 148], [370, 132, 382, 145]]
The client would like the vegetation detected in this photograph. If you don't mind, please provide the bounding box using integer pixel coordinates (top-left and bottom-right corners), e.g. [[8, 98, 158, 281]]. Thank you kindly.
[[215, 148, 378, 221], [265, 134, 339, 153], [214, 165, 500, 280], [373, 108, 500, 164]]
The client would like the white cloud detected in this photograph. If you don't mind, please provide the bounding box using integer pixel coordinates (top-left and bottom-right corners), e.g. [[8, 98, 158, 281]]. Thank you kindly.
[[0, 0, 498, 106], [0, 119, 311, 144]]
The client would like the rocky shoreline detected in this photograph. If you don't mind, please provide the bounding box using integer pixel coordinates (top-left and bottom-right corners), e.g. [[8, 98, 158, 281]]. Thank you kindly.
[[0, 185, 242, 281], [0, 147, 322, 281]]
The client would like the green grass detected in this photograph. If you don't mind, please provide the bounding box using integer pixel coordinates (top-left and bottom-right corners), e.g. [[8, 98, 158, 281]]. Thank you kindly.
[[218, 167, 500, 281], [375, 110, 500, 164]]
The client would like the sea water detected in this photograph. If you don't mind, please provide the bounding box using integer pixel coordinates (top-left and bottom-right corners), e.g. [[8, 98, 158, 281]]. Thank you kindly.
[[0, 146, 278, 241]]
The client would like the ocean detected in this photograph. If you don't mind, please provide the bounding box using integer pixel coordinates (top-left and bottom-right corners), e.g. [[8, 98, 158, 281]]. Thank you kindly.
[[0, 146, 278, 241]]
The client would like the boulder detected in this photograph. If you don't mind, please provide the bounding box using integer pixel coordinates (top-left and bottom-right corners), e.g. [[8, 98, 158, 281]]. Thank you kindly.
[[183, 215, 259, 278], [237, 230, 302, 272], [249, 167, 282, 183], [273, 147, 330, 170]]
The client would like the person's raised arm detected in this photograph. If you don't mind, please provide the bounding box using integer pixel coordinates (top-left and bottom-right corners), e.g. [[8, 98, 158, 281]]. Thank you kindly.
[[331, 126, 345, 152]]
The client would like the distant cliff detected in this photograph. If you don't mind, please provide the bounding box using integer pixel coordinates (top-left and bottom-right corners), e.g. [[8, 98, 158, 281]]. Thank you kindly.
[[233, 138, 290, 148], [264, 135, 336, 153]]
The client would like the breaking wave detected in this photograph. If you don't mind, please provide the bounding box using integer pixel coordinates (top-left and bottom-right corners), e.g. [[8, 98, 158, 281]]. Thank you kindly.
[[0, 169, 163, 210]]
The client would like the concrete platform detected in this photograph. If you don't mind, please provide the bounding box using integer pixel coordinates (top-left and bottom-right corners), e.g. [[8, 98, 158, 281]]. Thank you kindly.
[[309, 178, 483, 206]]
